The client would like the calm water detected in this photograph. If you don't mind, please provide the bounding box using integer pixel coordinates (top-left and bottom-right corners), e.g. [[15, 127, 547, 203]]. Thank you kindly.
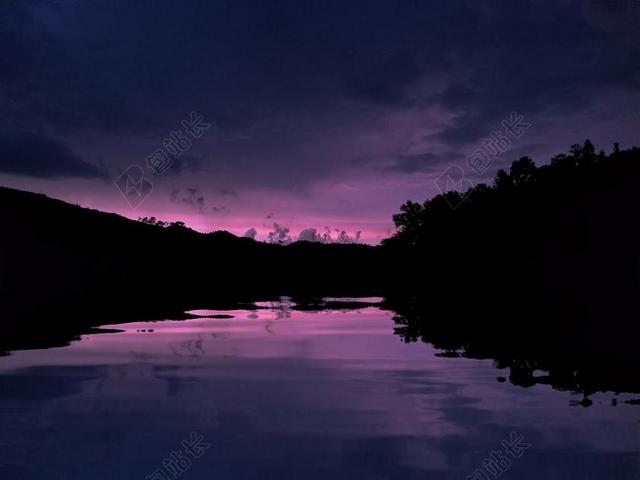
[[0, 299, 638, 479]]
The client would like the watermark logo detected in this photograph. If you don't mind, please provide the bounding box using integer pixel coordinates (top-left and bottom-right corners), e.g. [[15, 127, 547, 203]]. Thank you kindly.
[[434, 165, 475, 209], [114, 111, 213, 208], [434, 111, 532, 209], [466, 431, 531, 480], [146, 431, 212, 480], [113, 165, 154, 208], [467, 112, 532, 175]]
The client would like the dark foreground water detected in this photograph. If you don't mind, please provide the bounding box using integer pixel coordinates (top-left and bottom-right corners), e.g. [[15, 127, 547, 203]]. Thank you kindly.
[[0, 299, 638, 479]]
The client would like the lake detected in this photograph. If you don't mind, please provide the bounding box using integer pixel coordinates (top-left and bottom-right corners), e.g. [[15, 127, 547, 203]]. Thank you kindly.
[[0, 298, 638, 479]]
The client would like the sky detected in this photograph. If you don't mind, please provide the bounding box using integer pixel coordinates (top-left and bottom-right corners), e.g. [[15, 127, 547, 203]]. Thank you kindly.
[[0, 0, 638, 243]]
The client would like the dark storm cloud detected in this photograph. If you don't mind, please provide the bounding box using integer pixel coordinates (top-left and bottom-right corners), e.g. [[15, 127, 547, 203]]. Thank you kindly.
[[0, 0, 638, 186], [585, 0, 640, 41], [0, 131, 106, 178], [388, 152, 465, 174], [170, 187, 206, 212], [218, 188, 237, 197], [165, 155, 202, 177], [424, 1, 640, 147], [345, 51, 422, 106], [353, 151, 465, 174]]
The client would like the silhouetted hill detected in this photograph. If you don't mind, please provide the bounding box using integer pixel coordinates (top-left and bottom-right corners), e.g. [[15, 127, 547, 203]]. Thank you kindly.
[[0, 186, 381, 348]]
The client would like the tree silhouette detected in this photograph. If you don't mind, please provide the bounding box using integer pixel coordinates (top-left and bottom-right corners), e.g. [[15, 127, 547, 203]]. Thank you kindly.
[[392, 201, 423, 233], [509, 157, 536, 185], [494, 169, 513, 189], [386, 139, 639, 251]]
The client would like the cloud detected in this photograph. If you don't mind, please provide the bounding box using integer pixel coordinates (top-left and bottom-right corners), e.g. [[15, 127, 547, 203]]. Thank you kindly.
[[584, 0, 640, 42], [1, 0, 638, 197], [170, 187, 206, 212], [388, 152, 465, 174], [345, 51, 422, 105], [243, 228, 257, 239], [267, 223, 292, 244], [296, 227, 362, 244], [336, 230, 362, 244], [297, 228, 322, 242], [165, 155, 203, 176], [323, 228, 362, 244], [0, 130, 106, 178], [218, 188, 237, 197], [211, 205, 228, 214]]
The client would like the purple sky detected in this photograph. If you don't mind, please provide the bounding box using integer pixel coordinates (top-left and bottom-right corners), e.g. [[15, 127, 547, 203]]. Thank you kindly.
[[1, 0, 639, 243]]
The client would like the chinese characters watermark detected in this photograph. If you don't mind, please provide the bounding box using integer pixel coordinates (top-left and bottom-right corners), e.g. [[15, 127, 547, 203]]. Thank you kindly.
[[114, 111, 212, 208], [467, 112, 532, 175], [146, 431, 212, 480], [434, 112, 532, 209], [466, 431, 531, 480]]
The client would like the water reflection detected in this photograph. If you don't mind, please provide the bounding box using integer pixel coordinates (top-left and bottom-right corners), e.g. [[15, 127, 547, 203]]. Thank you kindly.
[[0, 300, 638, 479]]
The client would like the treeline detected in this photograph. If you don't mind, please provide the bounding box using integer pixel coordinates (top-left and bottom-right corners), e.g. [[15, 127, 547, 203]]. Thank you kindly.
[[382, 141, 640, 312], [378, 141, 640, 394], [385, 140, 635, 248]]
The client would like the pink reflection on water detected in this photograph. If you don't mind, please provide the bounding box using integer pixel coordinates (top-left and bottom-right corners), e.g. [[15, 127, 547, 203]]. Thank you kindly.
[[0, 302, 639, 479]]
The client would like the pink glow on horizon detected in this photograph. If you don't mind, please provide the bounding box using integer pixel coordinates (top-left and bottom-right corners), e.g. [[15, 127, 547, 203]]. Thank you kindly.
[[0, 173, 409, 244]]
